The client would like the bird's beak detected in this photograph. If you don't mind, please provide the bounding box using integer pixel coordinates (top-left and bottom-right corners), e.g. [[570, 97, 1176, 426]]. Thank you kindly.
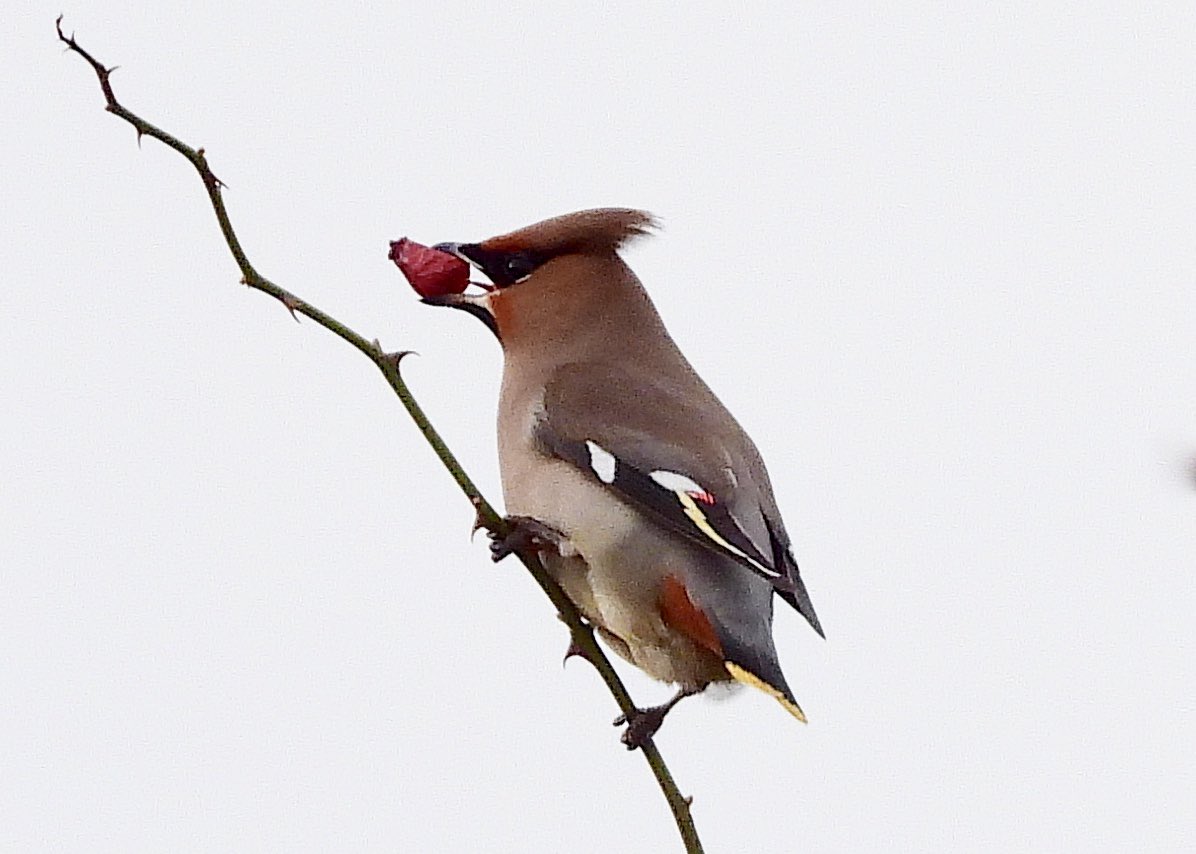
[[433, 242, 476, 268], [419, 291, 471, 307], [420, 289, 499, 340], [422, 241, 500, 337]]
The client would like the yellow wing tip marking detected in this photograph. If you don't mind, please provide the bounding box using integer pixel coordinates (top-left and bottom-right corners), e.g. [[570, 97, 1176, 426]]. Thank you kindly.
[[678, 492, 752, 559], [677, 493, 736, 550], [725, 661, 807, 723], [676, 491, 773, 576]]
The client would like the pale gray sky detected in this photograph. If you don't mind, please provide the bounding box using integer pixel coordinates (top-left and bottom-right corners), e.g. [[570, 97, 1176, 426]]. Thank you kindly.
[[5, 3, 1195, 851]]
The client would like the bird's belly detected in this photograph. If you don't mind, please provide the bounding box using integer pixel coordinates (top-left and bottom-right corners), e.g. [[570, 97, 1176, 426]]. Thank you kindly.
[[506, 457, 728, 689]]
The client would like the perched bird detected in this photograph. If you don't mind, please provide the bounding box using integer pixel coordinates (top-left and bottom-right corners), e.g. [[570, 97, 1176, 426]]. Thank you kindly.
[[425, 208, 822, 748]]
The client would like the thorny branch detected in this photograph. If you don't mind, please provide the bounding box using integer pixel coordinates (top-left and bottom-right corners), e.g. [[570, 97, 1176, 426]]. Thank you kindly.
[[56, 17, 703, 854]]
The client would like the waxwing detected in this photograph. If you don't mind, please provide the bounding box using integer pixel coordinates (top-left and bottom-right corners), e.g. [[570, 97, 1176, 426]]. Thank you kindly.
[[424, 208, 822, 748]]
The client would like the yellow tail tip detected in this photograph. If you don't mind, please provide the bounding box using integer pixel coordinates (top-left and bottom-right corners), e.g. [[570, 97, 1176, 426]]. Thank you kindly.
[[724, 661, 807, 723]]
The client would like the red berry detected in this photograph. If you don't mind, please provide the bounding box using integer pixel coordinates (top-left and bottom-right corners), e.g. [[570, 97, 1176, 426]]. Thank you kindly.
[[388, 238, 471, 298]]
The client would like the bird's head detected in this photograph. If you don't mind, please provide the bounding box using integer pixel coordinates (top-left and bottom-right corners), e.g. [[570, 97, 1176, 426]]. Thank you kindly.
[[422, 208, 657, 343]]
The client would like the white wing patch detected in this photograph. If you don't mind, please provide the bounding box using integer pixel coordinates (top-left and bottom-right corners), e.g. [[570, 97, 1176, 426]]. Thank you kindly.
[[649, 469, 705, 495], [554, 437, 789, 589], [585, 440, 617, 483]]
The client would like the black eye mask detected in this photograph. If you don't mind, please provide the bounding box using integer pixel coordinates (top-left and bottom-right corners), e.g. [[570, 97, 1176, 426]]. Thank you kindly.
[[458, 245, 547, 287]]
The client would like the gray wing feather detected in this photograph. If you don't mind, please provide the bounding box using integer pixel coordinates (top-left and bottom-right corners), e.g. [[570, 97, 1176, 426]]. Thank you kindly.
[[537, 361, 823, 636]]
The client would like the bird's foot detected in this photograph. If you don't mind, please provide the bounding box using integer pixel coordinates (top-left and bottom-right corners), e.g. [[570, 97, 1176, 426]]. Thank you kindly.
[[613, 704, 671, 751], [489, 515, 567, 562], [612, 686, 698, 750]]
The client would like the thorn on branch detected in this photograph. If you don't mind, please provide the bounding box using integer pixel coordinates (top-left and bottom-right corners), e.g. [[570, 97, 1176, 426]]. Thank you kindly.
[[560, 623, 604, 671], [57, 17, 118, 108], [193, 148, 226, 190], [470, 497, 490, 538], [563, 640, 587, 667], [380, 348, 418, 369], [279, 294, 303, 323]]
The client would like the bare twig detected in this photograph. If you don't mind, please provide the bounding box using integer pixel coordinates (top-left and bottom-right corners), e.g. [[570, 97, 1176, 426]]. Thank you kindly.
[[57, 17, 703, 853]]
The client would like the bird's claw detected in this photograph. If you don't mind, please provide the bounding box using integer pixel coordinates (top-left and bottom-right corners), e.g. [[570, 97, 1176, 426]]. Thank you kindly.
[[613, 705, 669, 751], [612, 687, 696, 750], [488, 515, 565, 562]]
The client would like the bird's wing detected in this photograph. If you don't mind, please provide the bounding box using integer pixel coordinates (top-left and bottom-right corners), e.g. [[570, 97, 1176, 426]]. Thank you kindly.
[[537, 361, 822, 636]]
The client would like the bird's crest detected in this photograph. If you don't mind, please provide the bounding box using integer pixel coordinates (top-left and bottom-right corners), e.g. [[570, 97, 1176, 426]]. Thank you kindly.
[[480, 208, 658, 257]]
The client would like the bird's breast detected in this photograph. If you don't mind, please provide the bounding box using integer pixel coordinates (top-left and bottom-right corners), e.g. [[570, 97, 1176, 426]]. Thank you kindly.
[[496, 393, 729, 688]]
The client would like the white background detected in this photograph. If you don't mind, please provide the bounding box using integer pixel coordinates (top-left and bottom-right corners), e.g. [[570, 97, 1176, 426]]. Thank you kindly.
[[5, 3, 1194, 851]]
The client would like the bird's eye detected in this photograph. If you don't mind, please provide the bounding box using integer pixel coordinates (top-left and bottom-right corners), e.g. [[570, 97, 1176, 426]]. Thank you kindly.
[[462, 245, 545, 287], [502, 252, 539, 284]]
